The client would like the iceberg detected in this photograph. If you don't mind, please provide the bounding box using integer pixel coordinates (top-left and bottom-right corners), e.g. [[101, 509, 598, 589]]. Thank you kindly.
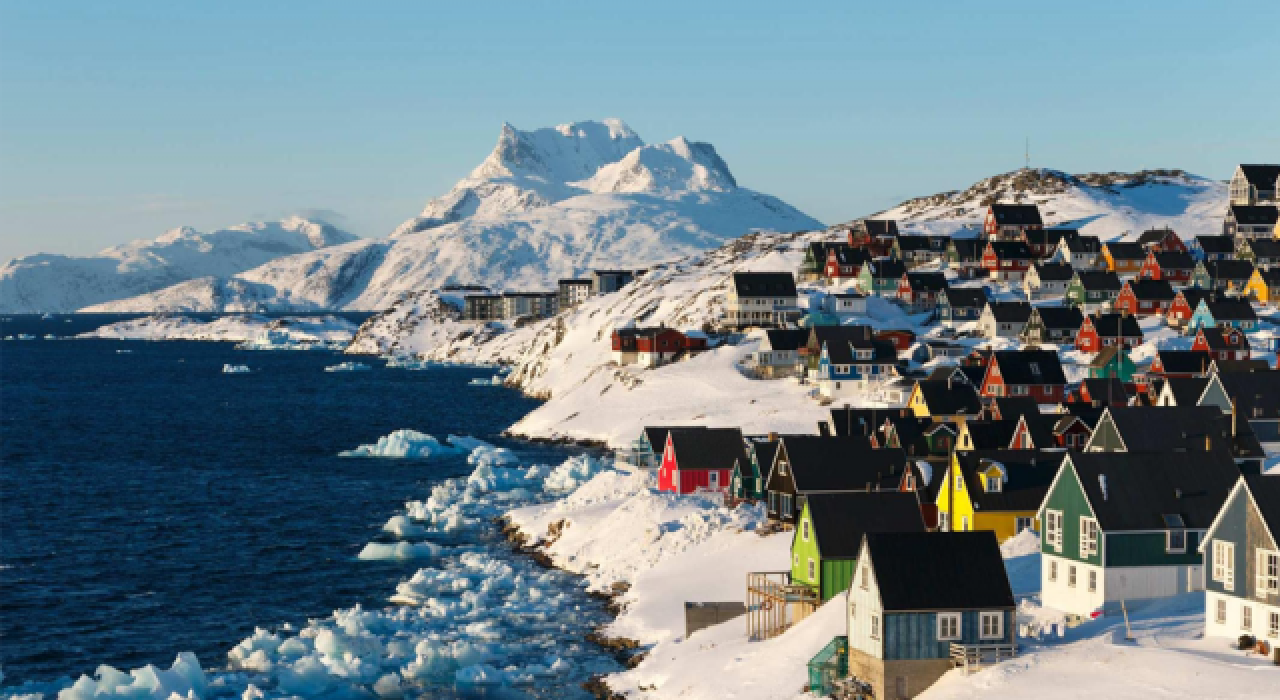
[[468, 375, 505, 386], [222, 364, 251, 374], [324, 361, 371, 372], [340, 430, 472, 459], [385, 356, 431, 370], [58, 652, 207, 700]]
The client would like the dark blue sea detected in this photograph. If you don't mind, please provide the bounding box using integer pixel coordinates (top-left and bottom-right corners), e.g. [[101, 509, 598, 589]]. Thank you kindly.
[[0, 314, 617, 697]]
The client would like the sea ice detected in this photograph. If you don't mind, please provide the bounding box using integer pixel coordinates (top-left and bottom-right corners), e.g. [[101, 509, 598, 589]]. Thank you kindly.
[[467, 376, 505, 386], [356, 542, 441, 560], [58, 652, 207, 700], [324, 361, 371, 372], [339, 430, 476, 459], [382, 515, 428, 538], [221, 364, 251, 374]]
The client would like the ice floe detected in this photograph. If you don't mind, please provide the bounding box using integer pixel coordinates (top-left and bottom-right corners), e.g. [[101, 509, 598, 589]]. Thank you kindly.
[[338, 430, 491, 459], [467, 376, 504, 386], [221, 364, 251, 374], [357, 542, 442, 561], [57, 652, 207, 700], [324, 361, 371, 373]]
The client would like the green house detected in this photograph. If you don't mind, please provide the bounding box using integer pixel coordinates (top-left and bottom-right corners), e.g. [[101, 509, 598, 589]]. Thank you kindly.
[[732, 439, 778, 502], [855, 259, 906, 297], [791, 492, 925, 601], [1088, 345, 1136, 382], [1037, 451, 1238, 616]]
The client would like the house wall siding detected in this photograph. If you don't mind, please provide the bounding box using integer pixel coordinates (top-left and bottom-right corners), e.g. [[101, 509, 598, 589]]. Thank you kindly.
[[1040, 465, 1102, 567], [1106, 531, 1203, 568], [882, 609, 1012, 661]]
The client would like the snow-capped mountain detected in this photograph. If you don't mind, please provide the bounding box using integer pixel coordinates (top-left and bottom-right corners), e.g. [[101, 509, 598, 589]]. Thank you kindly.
[[877, 168, 1226, 241], [0, 217, 357, 313], [86, 119, 822, 312]]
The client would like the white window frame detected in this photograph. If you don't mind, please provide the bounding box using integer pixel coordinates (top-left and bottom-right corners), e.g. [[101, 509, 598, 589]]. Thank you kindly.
[[1270, 611, 1279, 639], [870, 613, 880, 640], [1048, 560, 1058, 582], [1079, 517, 1099, 559], [985, 475, 1001, 492], [937, 612, 961, 641], [801, 519, 810, 542], [1166, 528, 1186, 554], [1243, 605, 1253, 631], [1256, 549, 1279, 598], [1046, 510, 1064, 553], [980, 611, 1004, 640], [1216, 599, 1227, 624], [1088, 570, 1097, 593], [1016, 517, 1034, 533], [1213, 540, 1236, 592], [808, 558, 816, 581], [1068, 565, 1077, 588]]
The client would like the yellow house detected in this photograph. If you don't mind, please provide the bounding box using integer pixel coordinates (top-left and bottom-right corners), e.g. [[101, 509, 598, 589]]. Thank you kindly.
[[935, 450, 1065, 542], [906, 380, 982, 423], [1102, 242, 1145, 276], [1244, 267, 1280, 304]]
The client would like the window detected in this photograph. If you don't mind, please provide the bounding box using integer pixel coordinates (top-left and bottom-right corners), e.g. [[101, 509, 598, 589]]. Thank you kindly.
[[1270, 612, 1279, 638], [1046, 510, 1064, 553], [938, 511, 949, 531], [1257, 549, 1279, 598], [808, 558, 816, 581], [861, 565, 869, 590], [801, 519, 810, 541], [1088, 570, 1097, 592], [1012, 385, 1029, 396], [1166, 529, 1186, 553], [1216, 599, 1228, 624], [960, 516, 969, 531], [1243, 605, 1253, 631], [870, 614, 880, 640], [794, 553, 799, 568], [1080, 517, 1099, 558], [1068, 565, 1077, 588], [1049, 560, 1058, 582], [985, 476, 1001, 492], [980, 612, 1003, 640], [955, 473, 964, 490], [1213, 541, 1236, 591], [850, 601, 856, 619], [937, 613, 961, 641]]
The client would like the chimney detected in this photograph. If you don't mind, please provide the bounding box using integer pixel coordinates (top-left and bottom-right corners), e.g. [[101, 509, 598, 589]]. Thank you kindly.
[[1232, 397, 1237, 438], [1099, 474, 1108, 500], [768, 431, 779, 442], [1175, 488, 1183, 499], [1205, 433, 1211, 451]]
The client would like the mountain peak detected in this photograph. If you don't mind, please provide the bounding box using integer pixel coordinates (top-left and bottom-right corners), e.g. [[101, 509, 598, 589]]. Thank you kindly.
[[578, 137, 738, 194]]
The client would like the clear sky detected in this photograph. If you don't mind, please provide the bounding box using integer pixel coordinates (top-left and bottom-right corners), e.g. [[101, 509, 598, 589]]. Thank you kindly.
[[1, 1, 1278, 260]]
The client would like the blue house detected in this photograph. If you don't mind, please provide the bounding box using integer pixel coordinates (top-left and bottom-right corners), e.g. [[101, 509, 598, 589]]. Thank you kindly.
[[816, 336, 899, 400], [841, 531, 1016, 699], [1186, 298, 1258, 334]]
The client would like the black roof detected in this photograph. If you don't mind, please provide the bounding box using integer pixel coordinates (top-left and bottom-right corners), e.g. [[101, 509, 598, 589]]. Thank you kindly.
[[989, 203, 1043, 227], [807, 241, 843, 261], [1239, 165, 1280, 188], [1026, 228, 1077, 246], [764, 328, 810, 352], [1246, 239, 1280, 259], [1203, 297, 1258, 322], [559, 278, 593, 285], [1065, 235, 1102, 253], [1177, 287, 1218, 309], [1030, 305, 1084, 331], [1082, 377, 1129, 403], [1243, 474, 1280, 541], [992, 396, 1040, 421], [863, 219, 900, 238], [914, 380, 982, 416], [942, 287, 989, 309], [1194, 235, 1237, 254], [1064, 451, 1240, 531], [1216, 372, 1280, 420], [956, 450, 1066, 512], [895, 235, 935, 252], [992, 349, 1068, 385], [1136, 227, 1181, 246], [804, 492, 925, 559], [778, 436, 908, 492], [1212, 359, 1272, 375], [1153, 350, 1212, 375], [1196, 327, 1241, 351], [1230, 205, 1280, 226], [809, 324, 874, 348], [986, 240, 1034, 259], [866, 532, 1014, 611], [1098, 406, 1258, 454], [1206, 260, 1256, 282], [985, 301, 1033, 323], [905, 272, 949, 292], [1086, 313, 1142, 338], [1152, 250, 1195, 269], [824, 338, 898, 365], [1033, 262, 1075, 281], [830, 245, 874, 266], [962, 420, 1018, 449], [1074, 270, 1122, 291], [732, 272, 797, 298], [1105, 241, 1147, 261], [745, 439, 782, 476], [668, 428, 748, 471], [867, 259, 908, 280], [1124, 278, 1176, 301], [948, 239, 983, 261], [644, 425, 703, 451]]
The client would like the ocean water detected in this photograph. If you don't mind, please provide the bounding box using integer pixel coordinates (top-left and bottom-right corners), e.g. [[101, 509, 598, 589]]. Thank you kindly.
[[0, 315, 618, 697]]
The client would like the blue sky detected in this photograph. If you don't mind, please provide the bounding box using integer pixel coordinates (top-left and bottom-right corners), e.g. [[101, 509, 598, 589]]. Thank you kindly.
[[1, 1, 1277, 260]]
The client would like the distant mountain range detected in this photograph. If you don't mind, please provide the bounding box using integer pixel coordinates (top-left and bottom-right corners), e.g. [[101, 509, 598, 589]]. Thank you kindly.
[[65, 119, 821, 312]]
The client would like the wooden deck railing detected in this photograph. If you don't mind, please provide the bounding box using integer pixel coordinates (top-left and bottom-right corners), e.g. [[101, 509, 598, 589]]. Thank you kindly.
[[949, 642, 1016, 673]]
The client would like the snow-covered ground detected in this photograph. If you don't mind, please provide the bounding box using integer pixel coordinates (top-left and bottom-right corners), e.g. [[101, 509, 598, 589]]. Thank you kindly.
[[77, 314, 359, 346]]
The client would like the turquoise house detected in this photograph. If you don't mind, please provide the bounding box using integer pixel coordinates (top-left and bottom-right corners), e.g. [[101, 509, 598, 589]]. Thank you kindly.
[[1186, 298, 1258, 334]]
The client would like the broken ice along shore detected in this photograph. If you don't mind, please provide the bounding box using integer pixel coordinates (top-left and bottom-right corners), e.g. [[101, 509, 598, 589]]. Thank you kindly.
[[0, 433, 622, 700]]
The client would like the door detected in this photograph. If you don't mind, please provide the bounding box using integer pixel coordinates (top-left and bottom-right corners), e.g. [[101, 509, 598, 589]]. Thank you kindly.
[[708, 471, 720, 491], [894, 676, 908, 699], [1187, 565, 1204, 592]]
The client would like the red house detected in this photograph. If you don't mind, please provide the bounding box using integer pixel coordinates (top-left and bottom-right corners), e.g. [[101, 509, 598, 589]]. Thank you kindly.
[[1051, 413, 1095, 450], [874, 329, 916, 353], [1076, 313, 1143, 353], [981, 241, 1034, 282], [1113, 278, 1176, 316], [980, 349, 1067, 403], [657, 428, 748, 495], [1168, 289, 1216, 327], [1139, 250, 1195, 283], [824, 245, 870, 283], [611, 327, 705, 367], [1192, 327, 1250, 361], [1136, 226, 1187, 253]]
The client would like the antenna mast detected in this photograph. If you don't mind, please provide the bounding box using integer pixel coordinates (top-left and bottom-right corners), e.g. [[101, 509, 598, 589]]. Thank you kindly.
[[1025, 137, 1030, 169]]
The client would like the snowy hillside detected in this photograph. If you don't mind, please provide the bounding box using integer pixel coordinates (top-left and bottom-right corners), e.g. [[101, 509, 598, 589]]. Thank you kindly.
[[0, 217, 356, 313], [87, 120, 822, 312], [880, 168, 1226, 242]]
